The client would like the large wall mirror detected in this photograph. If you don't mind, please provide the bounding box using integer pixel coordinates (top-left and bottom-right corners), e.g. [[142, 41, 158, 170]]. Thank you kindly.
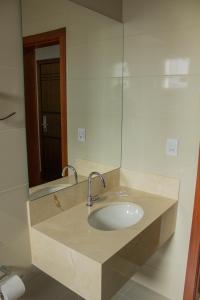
[[21, 0, 123, 200]]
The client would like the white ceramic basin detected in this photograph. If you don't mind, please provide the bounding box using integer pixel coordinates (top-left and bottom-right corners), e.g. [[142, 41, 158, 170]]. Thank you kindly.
[[88, 202, 144, 231], [30, 183, 71, 200]]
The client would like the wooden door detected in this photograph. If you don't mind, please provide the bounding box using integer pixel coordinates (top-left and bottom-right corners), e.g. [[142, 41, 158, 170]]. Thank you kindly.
[[184, 148, 200, 300], [37, 59, 62, 182]]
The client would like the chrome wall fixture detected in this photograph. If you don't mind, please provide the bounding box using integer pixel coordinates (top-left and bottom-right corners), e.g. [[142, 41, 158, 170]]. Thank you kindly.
[[0, 266, 10, 281]]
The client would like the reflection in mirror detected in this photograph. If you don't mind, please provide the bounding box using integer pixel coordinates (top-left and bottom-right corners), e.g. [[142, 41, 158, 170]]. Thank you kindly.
[[21, 0, 123, 200]]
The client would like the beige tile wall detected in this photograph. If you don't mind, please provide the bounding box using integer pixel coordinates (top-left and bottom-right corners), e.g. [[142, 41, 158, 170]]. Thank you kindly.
[[122, 0, 200, 299], [0, 0, 31, 273]]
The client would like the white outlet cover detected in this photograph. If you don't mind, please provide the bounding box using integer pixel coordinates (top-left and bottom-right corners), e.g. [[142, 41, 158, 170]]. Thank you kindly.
[[166, 139, 178, 157], [78, 128, 86, 142]]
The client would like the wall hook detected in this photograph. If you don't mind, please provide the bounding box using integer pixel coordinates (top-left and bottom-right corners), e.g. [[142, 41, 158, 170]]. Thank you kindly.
[[0, 112, 16, 121], [0, 265, 10, 281]]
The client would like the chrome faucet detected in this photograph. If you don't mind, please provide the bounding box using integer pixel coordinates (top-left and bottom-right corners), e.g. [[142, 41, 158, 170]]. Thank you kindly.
[[62, 165, 78, 184], [87, 172, 106, 206]]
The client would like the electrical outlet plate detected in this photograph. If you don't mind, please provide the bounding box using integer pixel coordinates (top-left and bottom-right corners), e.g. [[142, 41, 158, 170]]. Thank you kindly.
[[166, 138, 178, 156], [78, 128, 86, 142]]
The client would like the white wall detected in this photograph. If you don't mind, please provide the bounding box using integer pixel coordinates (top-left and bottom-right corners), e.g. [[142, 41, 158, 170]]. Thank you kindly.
[[122, 0, 200, 299], [21, 0, 123, 172], [0, 0, 31, 271]]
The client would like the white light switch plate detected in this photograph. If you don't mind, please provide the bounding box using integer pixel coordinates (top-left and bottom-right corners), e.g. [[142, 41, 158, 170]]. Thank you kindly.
[[166, 139, 178, 156], [78, 128, 86, 142]]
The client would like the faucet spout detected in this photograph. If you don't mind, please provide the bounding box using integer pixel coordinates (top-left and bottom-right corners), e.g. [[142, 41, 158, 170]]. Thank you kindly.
[[62, 164, 78, 184], [87, 172, 106, 207]]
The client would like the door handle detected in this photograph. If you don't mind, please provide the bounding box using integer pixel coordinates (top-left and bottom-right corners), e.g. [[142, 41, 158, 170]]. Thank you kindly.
[[42, 115, 48, 133]]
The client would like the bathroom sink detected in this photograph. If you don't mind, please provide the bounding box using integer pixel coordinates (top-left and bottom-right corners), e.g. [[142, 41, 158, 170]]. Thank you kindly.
[[88, 202, 144, 231], [30, 184, 71, 200]]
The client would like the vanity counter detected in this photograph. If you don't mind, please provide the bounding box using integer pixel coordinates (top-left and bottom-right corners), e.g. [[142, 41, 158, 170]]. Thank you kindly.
[[29, 185, 177, 300], [32, 186, 177, 264]]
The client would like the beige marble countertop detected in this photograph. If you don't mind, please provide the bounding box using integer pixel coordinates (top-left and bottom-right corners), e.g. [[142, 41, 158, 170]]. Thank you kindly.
[[32, 186, 177, 264]]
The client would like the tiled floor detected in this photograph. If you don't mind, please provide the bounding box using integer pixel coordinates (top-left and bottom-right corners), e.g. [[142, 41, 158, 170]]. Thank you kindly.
[[112, 281, 170, 300], [20, 271, 169, 300]]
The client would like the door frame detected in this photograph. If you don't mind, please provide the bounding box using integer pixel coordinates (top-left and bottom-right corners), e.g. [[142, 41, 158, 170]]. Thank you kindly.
[[184, 147, 200, 300], [23, 28, 68, 186]]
